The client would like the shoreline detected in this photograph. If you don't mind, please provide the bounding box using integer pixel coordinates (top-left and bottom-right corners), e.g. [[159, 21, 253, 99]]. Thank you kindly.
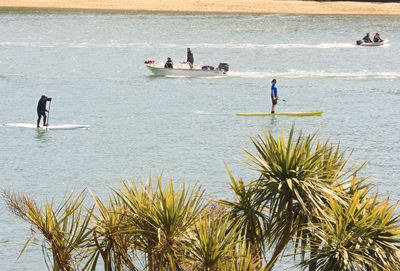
[[0, 0, 400, 16]]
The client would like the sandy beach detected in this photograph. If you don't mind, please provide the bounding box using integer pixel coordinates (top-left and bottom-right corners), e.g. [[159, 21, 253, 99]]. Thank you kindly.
[[0, 0, 400, 16]]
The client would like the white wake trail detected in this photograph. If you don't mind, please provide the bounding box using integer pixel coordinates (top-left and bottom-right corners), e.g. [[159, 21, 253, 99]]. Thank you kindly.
[[228, 69, 400, 79]]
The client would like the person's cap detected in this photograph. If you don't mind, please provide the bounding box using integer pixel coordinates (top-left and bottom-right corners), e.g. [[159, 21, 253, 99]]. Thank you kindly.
[[41, 95, 46, 98]]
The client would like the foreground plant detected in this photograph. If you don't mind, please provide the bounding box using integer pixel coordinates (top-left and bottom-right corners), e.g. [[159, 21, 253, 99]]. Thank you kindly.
[[85, 193, 137, 271], [184, 211, 240, 270], [300, 187, 400, 271], [244, 125, 350, 270], [114, 176, 206, 271], [3, 190, 93, 271], [218, 166, 268, 261], [4, 126, 400, 271]]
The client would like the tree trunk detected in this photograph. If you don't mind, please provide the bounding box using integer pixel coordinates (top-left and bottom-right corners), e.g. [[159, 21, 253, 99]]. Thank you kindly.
[[266, 195, 293, 271], [93, 232, 112, 271], [148, 250, 157, 271]]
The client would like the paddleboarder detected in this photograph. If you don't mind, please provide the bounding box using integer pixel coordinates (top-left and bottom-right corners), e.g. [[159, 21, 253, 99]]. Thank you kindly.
[[37, 95, 52, 128], [186, 48, 194, 68], [270, 79, 278, 114]]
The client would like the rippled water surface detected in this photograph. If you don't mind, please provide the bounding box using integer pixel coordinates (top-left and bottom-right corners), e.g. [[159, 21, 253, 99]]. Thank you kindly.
[[0, 10, 400, 270]]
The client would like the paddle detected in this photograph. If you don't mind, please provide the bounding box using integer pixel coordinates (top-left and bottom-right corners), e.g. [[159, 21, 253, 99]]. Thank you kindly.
[[46, 98, 52, 126]]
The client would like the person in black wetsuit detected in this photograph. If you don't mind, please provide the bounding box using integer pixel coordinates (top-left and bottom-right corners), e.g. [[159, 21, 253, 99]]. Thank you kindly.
[[37, 95, 52, 127], [362, 33, 372, 43], [164, 57, 173, 68], [186, 48, 194, 68]]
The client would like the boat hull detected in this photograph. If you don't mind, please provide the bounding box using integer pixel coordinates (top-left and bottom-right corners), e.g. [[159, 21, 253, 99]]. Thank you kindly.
[[356, 40, 385, 47], [146, 65, 225, 77]]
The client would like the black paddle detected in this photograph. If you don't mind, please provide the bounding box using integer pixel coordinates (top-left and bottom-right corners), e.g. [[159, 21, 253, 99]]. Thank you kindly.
[[46, 98, 52, 127]]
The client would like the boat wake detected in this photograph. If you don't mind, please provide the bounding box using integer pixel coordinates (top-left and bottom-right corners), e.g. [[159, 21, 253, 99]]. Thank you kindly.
[[0, 41, 361, 49], [190, 42, 357, 49], [193, 111, 216, 115], [0, 41, 146, 48], [228, 70, 400, 79]]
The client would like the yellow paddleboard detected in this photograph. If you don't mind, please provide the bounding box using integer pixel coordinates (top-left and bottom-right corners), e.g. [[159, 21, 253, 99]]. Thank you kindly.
[[236, 112, 322, 116]]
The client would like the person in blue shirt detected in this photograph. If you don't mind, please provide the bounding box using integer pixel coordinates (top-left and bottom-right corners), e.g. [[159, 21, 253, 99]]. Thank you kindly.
[[37, 95, 52, 127], [270, 79, 278, 113]]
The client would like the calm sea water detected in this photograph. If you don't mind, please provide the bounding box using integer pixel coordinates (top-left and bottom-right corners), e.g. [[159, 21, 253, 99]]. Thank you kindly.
[[0, 10, 399, 270]]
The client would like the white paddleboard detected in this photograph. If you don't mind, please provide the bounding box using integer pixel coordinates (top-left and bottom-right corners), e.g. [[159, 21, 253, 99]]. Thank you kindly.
[[3, 123, 90, 130]]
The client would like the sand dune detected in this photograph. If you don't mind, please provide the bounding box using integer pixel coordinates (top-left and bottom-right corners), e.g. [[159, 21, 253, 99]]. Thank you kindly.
[[0, 0, 400, 16]]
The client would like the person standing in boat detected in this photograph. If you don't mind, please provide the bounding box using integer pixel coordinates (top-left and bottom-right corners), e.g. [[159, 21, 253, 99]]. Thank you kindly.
[[270, 79, 278, 114], [186, 48, 194, 69], [362, 33, 372, 43], [37, 95, 52, 128], [373, 33, 382, 42], [164, 57, 173, 68]]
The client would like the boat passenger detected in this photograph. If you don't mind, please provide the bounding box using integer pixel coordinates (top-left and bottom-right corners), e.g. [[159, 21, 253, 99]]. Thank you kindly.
[[186, 48, 194, 69], [373, 33, 382, 43], [37, 95, 52, 128], [270, 79, 278, 114], [362, 33, 372, 43], [164, 57, 173, 69]]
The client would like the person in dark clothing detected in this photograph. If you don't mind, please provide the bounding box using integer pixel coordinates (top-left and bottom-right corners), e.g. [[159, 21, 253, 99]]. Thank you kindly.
[[373, 33, 382, 43], [164, 57, 173, 68], [37, 95, 52, 127], [363, 33, 372, 43], [186, 48, 194, 68]]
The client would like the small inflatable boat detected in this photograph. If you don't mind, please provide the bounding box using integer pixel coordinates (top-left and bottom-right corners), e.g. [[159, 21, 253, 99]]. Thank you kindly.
[[356, 40, 386, 47]]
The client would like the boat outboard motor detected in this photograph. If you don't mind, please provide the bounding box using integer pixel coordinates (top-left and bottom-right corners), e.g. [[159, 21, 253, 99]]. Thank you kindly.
[[356, 40, 362, 45], [218, 63, 229, 72]]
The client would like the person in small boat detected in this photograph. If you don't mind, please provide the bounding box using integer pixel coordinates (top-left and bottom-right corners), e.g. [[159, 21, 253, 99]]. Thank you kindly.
[[37, 95, 52, 128], [270, 79, 278, 114], [373, 33, 383, 43], [362, 33, 372, 43], [186, 48, 194, 68], [164, 57, 173, 68]]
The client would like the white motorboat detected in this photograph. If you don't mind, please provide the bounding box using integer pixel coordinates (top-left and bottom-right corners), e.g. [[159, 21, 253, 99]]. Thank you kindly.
[[356, 40, 386, 47], [144, 60, 229, 77]]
